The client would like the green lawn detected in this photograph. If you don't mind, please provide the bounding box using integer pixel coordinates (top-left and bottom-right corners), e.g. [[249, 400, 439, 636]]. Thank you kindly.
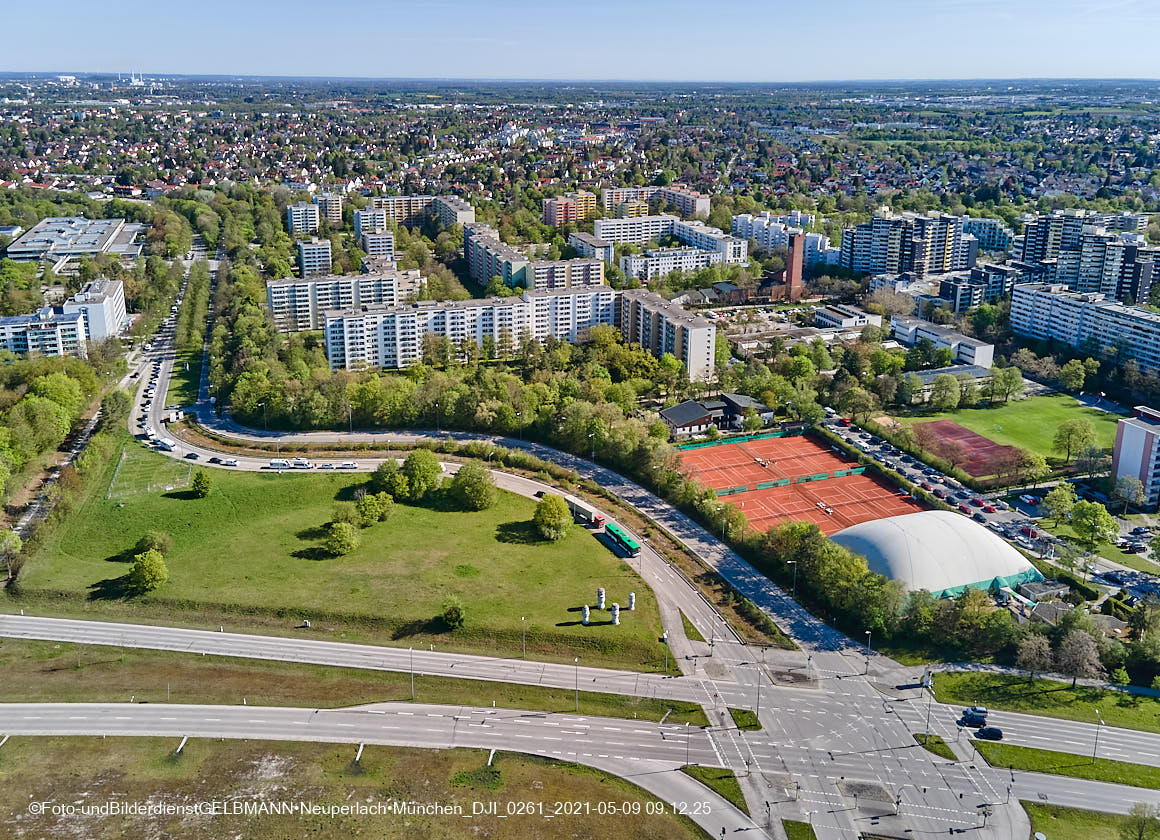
[[1022, 802, 1140, 840], [164, 348, 202, 407], [782, 820, 818, 840], [913, 732, 956, 760], [680, 765, 748, 815], [16, 437, 669, 670], [976, 741, 1160, 788], [729, 708, 761, 731], [933, 672, 1160, 734], [1048, 521, 1160, 573], [680, 610, 705, 643], [106, 438, 192, 499], [894, 394, 1121, 461]]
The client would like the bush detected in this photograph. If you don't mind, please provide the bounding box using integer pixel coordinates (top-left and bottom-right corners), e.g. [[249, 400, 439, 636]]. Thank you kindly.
[[442, 596, 466, 631], [533, 494, 571, 541], [325, 521, 360, 556], [331, 503, 360, 527], [130, 549, 169, 593], [135, 530, 173, 556], [449, 461, 497, 511], [402, 449, 443, 501], [355, 494, 383, 527]]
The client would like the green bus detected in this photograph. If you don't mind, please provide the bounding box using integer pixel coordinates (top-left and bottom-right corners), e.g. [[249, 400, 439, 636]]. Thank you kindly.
[[604, 522, 641, 557]]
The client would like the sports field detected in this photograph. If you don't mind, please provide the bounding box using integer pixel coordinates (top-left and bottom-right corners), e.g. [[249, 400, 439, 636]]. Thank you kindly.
[[679, 434, 922, 536], [914, 419, 1022, 477]]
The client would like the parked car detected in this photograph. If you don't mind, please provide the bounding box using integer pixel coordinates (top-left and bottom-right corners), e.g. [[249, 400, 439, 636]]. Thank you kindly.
[[972, 512, 987, 523], [1020, 525, 1039, 538], [1019, 494, 1040, 505], [920, 482, 932, 491], [983, 505, 996, 513], [970, 498, 984, 507], [933, 489, 947, 499], [959, 504, 972, 514]]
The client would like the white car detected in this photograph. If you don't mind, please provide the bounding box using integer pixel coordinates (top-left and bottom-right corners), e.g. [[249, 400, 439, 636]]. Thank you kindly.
[[339, 462, 359, 470], [222, 458, 239, 467]]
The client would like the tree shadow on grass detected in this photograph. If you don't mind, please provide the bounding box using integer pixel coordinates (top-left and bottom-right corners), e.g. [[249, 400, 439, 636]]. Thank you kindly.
[[495, 521, 545, 545], [291, 546, 334, 561], [294, 525, 329, 541], [392, 615, 454, 639], [162, 490, 199, 501], [102, 548, 135, 564], [87, 574, 137, 601], [334, 483, 369, 502]]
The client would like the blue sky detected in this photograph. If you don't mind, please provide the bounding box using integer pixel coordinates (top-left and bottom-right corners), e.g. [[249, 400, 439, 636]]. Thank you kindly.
[[3, 0, 1157, 81]]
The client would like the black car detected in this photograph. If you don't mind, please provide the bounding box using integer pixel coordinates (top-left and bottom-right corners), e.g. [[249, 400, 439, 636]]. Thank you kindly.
[[184, 452, 199, 460], [208, 457, 221, 464], [975, 727, 1003, 740], [961, 712, 986, 727]]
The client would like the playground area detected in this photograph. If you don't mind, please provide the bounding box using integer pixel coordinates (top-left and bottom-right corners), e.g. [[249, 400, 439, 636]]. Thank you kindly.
[[914, 420, 1020, 478], [678, 433, 923, 536]]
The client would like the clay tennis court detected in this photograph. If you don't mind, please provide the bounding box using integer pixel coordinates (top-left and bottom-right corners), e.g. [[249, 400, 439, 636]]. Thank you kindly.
[[915, 420, 1020, 477], [679, 434, 924, 536]]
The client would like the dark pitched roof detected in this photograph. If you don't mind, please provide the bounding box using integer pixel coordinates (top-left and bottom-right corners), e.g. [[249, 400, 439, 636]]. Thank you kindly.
[[912, 364, 992, 385], [721, 392, 771, 413], [660, 400, 713, 427]]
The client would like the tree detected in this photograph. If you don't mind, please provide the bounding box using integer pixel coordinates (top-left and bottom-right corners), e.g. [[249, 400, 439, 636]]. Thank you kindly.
[[1114, 475, 1146, 514], [929, 373, 960, 411], [1053, 418, 1097, 463], [992, 367, 1024, 403], [1059, 358, 1087, 392], [1057, 629, 1104, 687], [401, 449, 442, 501], [441, 596, 466, 631], [0, 529, 21, 579], [190, 469, 211, 498], [1112, 666, 1131, 686], [1120, 803, 1160, 840], [1015, 633, 1054, 680], [957, 374, 979, 408], [741, 407, 763, 433], [533, 494, 572, 541], [355, 493, 384, 527], [449, 461, 497, 511], [325, 521, 360, 556], [135, 530, 173, 555], [1071, 500, 1118, 551], [1044, 484, 1078, 526], [130, 549, 169, 593]]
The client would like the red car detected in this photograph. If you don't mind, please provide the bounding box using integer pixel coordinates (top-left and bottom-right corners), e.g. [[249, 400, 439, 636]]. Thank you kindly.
[[1021, 525, 1039, 538], [934, 490, 947, 499], [959, 503, 972, 513], [983, 505, 996, 513], [970, 498, 984, 507], [838, 418, 852, 427], [920, 482, 932, 491]]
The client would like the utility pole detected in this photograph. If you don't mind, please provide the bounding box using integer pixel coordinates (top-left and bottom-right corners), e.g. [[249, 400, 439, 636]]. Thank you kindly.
[[1092, 709, 1104, 763], [410, 647, 414, 700], [521, 616, 526, 659], [574, 657, 580, 712]]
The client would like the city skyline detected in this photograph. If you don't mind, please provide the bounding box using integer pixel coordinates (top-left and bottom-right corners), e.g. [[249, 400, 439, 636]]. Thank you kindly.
[[2, 0, 1158, 82]]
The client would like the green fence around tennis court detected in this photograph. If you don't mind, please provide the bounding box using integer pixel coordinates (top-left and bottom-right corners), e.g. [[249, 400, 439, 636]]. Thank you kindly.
[[675, 428, 805, 451], [713, 466, 865, 495]]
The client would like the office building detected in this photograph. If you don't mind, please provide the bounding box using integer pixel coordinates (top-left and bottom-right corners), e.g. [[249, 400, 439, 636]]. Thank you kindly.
[[1011, 283, 1160, 376], [463, 223, 603, 290], [323, 285, 617, 371], [814, 304, 881, 330], [839, 211, 977, 276], [0, 307, 87, 358], [594, 215, 747, 264], [297, 239, 332, 277], [600, 185, 711, 219], [266, 270, 423, 332], [314, 193, 343, 227], [6, 216, 145, 262], [617, 289, 716, 381], [620, 247, 723, 282], [568, 232, 615, 265], [890, 317, 995, 368], [62, 277, 126, 340], [286, 203, 321, 236], [1112, 406, 1160, 508], [367, 195, 475, 228]]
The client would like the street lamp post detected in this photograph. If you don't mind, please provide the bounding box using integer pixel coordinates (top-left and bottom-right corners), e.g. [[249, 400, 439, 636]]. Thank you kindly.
[[588, 432, 596, 463], [685, 721, 691, 765], [434, 402, 440, 433], [347, 402, 352, 435], [258, 401, 267, 431], [574, 657, 580, 712], [1093, 708, 1104, 763], [864, 630, 872, 673], [409, 647, 414, 700], [716, 506, 726, 541], [516, 411, 522, 441], [788, 560, 798, 599]]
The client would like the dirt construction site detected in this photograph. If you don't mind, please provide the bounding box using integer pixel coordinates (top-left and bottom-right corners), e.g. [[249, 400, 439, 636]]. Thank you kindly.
[[678, 433, 924, 536]]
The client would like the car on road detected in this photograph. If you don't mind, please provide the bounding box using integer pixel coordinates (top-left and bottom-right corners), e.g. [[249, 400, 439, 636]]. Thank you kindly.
[[1133, 526, 1152, 536], [319, 463, 335, 470], [339, 462, 359, 469], [185, 452, 199, 460], [974, 727, 1003, 740], [208, 457, 221, 464], [962, 711, 987, 727], [222, 458, 239, 467]]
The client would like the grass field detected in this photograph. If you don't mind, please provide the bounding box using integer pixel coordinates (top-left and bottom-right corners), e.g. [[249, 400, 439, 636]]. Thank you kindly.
[[976, 741, 1160, 788], [106, 438, 191, 499], [164, 348, 202, 407], [783, 819, 818, 840], [1048, 521, 1160, 573], [893, 394, 1121, 462], [680, 765, 748, 815], [913, 733, 956, 760], [0, 639, 709, 725], [1, 739, 710, 840], [680, 610, 705, 643], [17, 436, 670, 671], [933, 672, 1160, 734], [729, 708, 761, 731], [1022, 802, 1138, 840]]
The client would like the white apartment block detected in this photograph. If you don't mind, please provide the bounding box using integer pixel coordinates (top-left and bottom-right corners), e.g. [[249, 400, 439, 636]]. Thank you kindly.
[[594, 215, 747, 264], [286, 203, 320, 236], [297, 239, 332, 277], [814, 304, 882, 330], [1113, 406, 1160, 508], [266, 270, 423, 332], [890, 316, 995, 368], [599, 186, 711, 219], [568, 232, 615, 265], [362, 230, 395, 261], [314, 193, 343, 226], [0, 307, 87, 358], [353, 209, 389, 238], [464, 223, 602, 290], [616, 289, 716, 382], [527, 259, 604, 291], [323, 286, 617, 371], [620, 247, 723, 282], [1011, 283, 1160, 376], [367, 195, 476, 228], [840, 211, 977, 276], [62, 276, 126, 340]]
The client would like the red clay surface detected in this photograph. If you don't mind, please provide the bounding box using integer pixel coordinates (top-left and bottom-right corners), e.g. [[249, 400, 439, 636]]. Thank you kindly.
[[914, 420, 1020, 478], [679, 435, 924, 536]]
